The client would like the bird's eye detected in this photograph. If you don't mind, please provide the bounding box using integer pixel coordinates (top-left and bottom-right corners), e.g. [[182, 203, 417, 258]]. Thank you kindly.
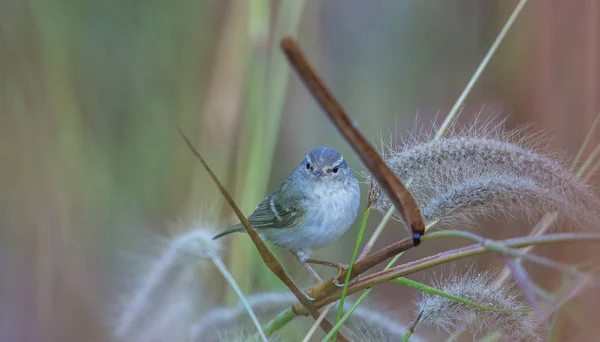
[[305, 163, 311, 170], [332, 166, 339, 173]]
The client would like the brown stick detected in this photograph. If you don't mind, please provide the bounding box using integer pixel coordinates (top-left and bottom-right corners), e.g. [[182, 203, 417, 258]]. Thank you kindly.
[[294, 237, 414, 315], [178, 129, 348, 341], [280, 37, 425, 243]]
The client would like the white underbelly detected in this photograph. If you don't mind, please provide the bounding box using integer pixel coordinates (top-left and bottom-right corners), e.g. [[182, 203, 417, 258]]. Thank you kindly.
[[262, 184, 359, 253]]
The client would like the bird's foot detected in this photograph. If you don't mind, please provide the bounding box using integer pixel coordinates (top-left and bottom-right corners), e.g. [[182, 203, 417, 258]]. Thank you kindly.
[[303, 290, 316, 301], [305, 259, 351, 286]]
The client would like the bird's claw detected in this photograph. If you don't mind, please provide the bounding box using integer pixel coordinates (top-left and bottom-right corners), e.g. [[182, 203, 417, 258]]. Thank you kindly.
[[304, 291, 316, 301], [333, 275, 357, 288]]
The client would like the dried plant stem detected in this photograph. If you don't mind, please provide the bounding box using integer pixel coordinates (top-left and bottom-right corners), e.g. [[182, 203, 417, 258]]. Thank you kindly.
[[363, 0, 529, 259], [436, 0, 529, 139], [305, 233, 600, 310], [423, 231, 581, 276], [259, 238, 415, 336], [322, 251, 407, 342], [262, 232, 600, 336], [281, 37, 425, 239], [211, 255, 268, 342], [493, 212, 558, 288]]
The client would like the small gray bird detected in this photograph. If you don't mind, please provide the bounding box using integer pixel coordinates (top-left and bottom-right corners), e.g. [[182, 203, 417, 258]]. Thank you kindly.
[[214, 146, 360, 280]]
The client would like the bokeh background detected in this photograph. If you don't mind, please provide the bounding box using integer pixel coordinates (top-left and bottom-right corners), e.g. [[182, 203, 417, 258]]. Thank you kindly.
[[2, 0, 600, 341]]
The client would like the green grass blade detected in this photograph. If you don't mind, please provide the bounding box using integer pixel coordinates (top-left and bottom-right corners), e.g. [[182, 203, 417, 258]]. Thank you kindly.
[[330, 207, 371, 341]]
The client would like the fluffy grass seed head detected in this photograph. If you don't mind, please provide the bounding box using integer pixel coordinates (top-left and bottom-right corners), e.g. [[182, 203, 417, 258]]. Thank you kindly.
[[368, 121, 600, 230], [112, 215, 222, 342], [416, 268, 539, 341]]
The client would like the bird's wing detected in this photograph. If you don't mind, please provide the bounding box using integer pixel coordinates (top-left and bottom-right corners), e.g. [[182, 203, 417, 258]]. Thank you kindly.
[[247, 184, 306, 229]]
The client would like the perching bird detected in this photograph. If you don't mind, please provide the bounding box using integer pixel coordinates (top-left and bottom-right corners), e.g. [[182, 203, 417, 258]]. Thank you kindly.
[[213, 146, 360, 281]]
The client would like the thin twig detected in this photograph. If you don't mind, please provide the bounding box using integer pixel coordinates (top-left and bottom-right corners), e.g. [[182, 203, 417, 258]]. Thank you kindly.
[[297, 233, 600, 311], [178, 129, 347, 341], [281, 37, 425, 241]]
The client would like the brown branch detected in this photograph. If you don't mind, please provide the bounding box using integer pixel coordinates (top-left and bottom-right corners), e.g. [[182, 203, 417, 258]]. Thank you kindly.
[[280, 37, 425, 244], [177, 129, 348, 341], [294, 237, 415, 315]]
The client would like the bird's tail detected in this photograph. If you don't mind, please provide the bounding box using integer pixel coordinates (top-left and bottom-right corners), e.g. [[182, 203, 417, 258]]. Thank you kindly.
[[212, 224, 245, 240]]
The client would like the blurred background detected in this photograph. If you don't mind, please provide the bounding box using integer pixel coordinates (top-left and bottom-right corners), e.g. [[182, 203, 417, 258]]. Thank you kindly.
[[2, 0, 600, 341]]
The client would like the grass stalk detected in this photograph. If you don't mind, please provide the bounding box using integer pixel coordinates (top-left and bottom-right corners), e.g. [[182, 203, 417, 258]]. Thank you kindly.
[[436, 0, 529, 139], [313, 233, 600, 306], [330, 207, 371, 341], [401, 310, 423, 342], [262, 307, 296, 337], [359, 206, 394, 259], [393, 277, 530, 313], [322, 252, 406, 341], [576, 142, 600, 178], [211, 254, 268, 342]]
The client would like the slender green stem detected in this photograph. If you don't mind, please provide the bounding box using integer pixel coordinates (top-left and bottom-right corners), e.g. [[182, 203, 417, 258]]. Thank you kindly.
[[323, 250, 405, 342], [262, 306, 296, 337], [401, 331, 414, 342], [211, 255, 267, 342], [331, 207, 371, 341], [393, 277, 529, 313], [436, 0, 529, 139], [322, 288, 372, 342], [359, 206, 395, 259], [402, 310, 423, 342], [262, 232, 600, 337]]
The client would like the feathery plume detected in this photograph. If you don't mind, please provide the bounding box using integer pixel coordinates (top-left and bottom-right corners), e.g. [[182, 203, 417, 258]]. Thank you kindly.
[[415, 268, 539, 341], [113, 216, 222, 342], [369, 122, 600, 230]]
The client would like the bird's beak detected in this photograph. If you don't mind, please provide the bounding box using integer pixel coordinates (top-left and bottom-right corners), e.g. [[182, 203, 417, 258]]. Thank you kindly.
[[313, 170, 322, 178]]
